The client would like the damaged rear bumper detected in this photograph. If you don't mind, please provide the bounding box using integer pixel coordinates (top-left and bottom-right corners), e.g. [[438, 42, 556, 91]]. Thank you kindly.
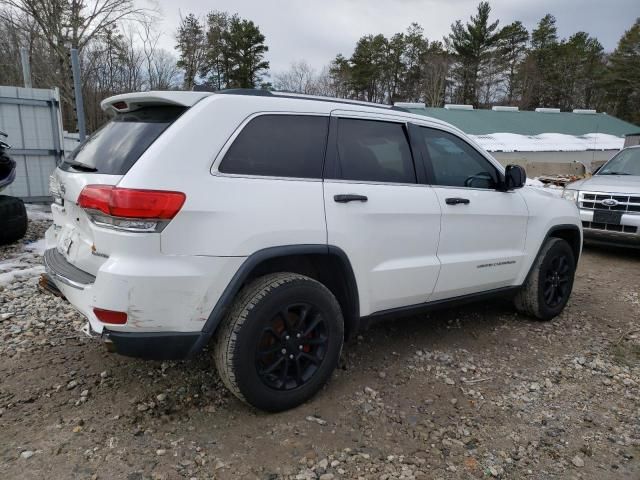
[[102, 329, 202, 360], [40, 273, 203, 360]]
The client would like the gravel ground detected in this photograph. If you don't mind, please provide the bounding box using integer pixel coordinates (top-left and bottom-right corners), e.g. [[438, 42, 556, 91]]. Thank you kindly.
[[0, 215, 639, 480]]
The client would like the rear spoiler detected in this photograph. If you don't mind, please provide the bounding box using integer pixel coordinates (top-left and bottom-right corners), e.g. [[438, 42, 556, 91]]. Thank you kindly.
[[101, 91, 213, 114]]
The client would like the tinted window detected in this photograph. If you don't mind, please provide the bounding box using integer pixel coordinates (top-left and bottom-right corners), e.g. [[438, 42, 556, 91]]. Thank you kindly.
[[419, 128, 498, 189], [61, 106, 186, 175], [333, 118, 415, 183], [219, 115, 328, 178]]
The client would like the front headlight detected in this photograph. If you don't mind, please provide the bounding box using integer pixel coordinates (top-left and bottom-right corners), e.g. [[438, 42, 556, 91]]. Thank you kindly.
[[562, 189, 579, 204]]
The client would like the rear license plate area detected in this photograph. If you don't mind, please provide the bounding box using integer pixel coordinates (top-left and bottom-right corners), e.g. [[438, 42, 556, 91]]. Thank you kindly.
[[593, 210, 623, 225]]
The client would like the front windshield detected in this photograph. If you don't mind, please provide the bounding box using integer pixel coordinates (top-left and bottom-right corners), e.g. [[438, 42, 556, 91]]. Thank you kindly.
[[598, 148, 640, 176]]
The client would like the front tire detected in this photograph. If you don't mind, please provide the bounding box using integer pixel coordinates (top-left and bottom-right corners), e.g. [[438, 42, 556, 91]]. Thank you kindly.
[[213, 273, 344, 412], [514, 238, 576, 320]]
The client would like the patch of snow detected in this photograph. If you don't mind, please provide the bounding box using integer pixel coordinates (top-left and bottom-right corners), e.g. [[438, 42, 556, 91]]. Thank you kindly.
[[0, 257, 29, 273], [472, 132, 624, 152], [526, 178, 545, 187], [0, 237, 47, 287], [26, 204, 53, 221], [24, 238, 47, 255], [0, 265, 45, 286]]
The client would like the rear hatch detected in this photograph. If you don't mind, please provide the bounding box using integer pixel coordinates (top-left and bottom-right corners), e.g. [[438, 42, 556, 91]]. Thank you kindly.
[[50, 105, 187, 276]]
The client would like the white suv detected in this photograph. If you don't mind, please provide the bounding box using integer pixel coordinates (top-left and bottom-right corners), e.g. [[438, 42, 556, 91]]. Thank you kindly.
[[44, 90, 582, 411]]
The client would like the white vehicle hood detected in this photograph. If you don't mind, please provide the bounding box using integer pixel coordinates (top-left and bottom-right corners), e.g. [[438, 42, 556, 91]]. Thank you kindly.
[[567, 175, 640, 194]]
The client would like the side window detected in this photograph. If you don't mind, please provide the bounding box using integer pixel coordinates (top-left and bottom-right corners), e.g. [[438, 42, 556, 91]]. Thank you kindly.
[[420, 128, 498, 189], [219, 115, 328, 179], [333, 118, 416, 184]]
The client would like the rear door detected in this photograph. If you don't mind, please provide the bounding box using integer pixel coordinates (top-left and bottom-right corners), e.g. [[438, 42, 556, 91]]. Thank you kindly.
[[412, 125, 529, 300], [323, 112, 442, 316]]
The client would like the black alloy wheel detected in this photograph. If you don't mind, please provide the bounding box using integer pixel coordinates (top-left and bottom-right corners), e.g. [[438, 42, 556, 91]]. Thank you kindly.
[[542, 253, 571, 308], [256, 302, 328, 391], [214, 273, 344, 412]]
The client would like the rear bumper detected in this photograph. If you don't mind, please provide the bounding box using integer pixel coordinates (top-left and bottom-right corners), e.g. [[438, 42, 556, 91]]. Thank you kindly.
[[44, 248, 95, 289], [39, 273, 205, 360], [43, 227, 245, 341], [103, 329, 202, 360]]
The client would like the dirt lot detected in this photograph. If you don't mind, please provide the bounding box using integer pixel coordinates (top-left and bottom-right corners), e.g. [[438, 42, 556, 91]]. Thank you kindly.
[[1, 216, 639, 480]]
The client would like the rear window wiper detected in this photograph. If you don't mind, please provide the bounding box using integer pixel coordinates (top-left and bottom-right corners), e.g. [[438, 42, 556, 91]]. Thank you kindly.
[[64, 160, 98, 172]]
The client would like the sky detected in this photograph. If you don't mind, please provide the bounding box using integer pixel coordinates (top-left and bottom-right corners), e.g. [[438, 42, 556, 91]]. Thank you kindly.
[[149, 0, 640, 76]]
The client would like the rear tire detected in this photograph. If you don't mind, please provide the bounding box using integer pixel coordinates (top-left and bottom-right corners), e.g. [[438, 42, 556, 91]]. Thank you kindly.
[[213, 272, 344, 412], [514, 238, 576, 321], [0, 195, 28, 246]]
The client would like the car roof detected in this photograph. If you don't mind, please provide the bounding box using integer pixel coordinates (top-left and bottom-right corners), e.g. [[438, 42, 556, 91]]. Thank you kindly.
[[101, 89, 457, 131]]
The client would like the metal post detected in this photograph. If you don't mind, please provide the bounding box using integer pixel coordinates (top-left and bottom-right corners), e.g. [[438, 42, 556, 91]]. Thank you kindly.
[[20, 48, 32, 88], [70, 47, 86, 142]]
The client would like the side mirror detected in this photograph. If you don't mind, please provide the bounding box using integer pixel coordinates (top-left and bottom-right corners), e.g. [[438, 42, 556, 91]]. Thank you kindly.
[[503, 164, 526, 190]]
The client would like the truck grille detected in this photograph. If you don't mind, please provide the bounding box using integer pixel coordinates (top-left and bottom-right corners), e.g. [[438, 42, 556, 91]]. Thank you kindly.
[[579, 191, 640, 213], [582, 221, 637, 233]]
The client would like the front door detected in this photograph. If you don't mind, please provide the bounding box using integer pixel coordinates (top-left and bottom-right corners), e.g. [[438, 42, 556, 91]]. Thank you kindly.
[[412, 125, 529, 300]]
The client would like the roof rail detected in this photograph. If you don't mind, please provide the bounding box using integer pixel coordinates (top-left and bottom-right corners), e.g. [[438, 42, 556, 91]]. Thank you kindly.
[[535, 107, 561, 113], [445, 104, 474, 110], [492, 106, 519, 112], [573, 109, 597, 114], [191, 87, 412, 112]]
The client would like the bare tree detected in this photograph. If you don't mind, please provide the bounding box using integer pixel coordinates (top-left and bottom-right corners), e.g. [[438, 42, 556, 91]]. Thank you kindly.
[[421, 46, 451, 107], [273, 60, 317, 93], [137, 20, 179, 90], [1, 0, 153, 125], [149, 49, 180, 90]]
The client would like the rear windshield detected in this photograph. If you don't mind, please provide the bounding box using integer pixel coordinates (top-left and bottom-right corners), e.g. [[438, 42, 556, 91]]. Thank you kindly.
[[61, 106, 186, 175]]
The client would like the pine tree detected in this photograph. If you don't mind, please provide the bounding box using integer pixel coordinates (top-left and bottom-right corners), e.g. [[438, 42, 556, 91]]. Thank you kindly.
[[448, 1, 501, 106], [399, 23, 429, 102], [329, 54, 352, 98], [606, 18, 640, 124], [497, 21, 529, 104], [201, 11, 230, 90], [223, 17, 269, 88], [527, 14, 560, 107], [557, 32, 605, 109], [350, 34, 388, 102], [175, 14, 205, 90]]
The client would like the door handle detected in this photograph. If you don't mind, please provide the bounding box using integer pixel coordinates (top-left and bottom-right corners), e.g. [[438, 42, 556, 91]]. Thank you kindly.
[[334, 194, 368, 203], [445, 197, 470, 205]]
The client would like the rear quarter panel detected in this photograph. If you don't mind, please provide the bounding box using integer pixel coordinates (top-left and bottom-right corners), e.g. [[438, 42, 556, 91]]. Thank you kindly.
[[118, 95, 328, 256]]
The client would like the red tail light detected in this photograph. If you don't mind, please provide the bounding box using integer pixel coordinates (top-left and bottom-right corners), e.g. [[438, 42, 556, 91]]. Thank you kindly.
[[78, 185, 185, 219], [93, 308, 127, 325]]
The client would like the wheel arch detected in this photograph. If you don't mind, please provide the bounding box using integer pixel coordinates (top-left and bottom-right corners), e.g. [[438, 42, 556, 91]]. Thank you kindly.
[[189, 244, 360, 357], [522, 224, 582, 284], [548, 224, 582, 262]]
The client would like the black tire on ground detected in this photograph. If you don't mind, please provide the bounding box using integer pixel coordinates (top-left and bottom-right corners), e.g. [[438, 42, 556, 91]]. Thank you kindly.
[[514, 238, 576, 321], [213, 272, 344, 412], [0, 195, 28, 246]]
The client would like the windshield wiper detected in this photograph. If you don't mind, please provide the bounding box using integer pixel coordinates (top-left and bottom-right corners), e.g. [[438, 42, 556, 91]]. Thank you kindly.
[[64, 160, 98, 172], [599, 171, 631, 175]]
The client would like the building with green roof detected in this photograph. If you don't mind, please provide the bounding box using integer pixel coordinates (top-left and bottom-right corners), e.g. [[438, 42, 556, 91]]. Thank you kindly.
[[401, 106, 637, 137], [394, 104, 639, 175]]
